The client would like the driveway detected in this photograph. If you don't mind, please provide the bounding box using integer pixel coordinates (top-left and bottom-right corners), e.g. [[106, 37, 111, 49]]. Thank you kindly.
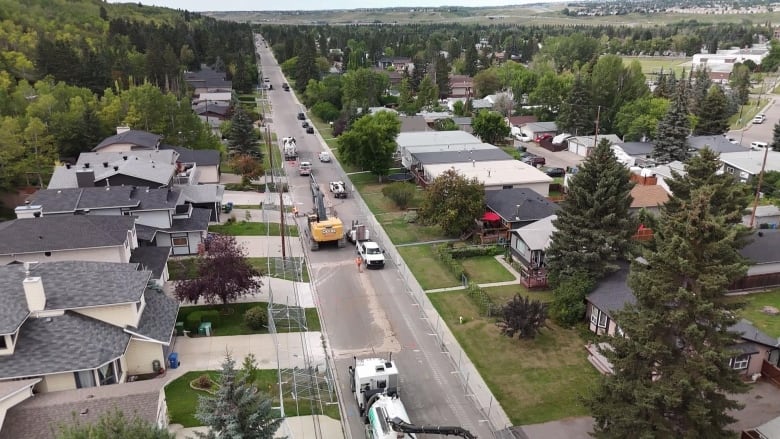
[[516, 140, 585, 169]]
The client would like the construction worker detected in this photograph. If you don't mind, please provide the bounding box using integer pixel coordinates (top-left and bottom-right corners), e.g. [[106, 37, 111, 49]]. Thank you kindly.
[[355, 256, 363, 273], [292, 206, 298, 218]]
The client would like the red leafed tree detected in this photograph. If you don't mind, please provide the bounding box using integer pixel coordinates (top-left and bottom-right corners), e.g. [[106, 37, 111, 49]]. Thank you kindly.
[[174, 235, 263, 304]]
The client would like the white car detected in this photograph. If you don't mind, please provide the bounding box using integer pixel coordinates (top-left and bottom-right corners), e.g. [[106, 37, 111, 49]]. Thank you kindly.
[[318, 151, 331, 162], [753, 114, 766, 124], [751, 141, 768, 151], [515, 133, 532, 142]]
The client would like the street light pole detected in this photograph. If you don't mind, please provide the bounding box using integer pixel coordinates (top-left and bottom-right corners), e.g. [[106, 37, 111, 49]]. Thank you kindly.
[[749, 145, 770, 228]]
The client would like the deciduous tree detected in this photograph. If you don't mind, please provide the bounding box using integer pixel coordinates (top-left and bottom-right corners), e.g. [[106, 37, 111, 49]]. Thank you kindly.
[[614, 96, 669, 141], [496, 295, 548, 340], [419, 168, 485, 237], [471, 110, 510, 145], [557, 74, 593, 136], [55, 409, 174, 439], [336, 111, 400, 181], [473, 68, 500, 98]]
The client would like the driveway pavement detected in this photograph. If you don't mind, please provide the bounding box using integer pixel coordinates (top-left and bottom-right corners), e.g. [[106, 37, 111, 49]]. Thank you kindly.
[[516, 140, 585, 169], [234, 235, 304, 258]]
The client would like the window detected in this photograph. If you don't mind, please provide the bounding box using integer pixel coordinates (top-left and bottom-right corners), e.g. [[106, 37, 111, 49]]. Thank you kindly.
[[502, 185, 513, 189], [74, 370, 96, 388], [0, 336, 6, 349], [597, 312, 608, 328], [731, 354, 750, 370], [98, 361, 118, 386], [172, 236, 188, 247], [590, 308, 599, 326]]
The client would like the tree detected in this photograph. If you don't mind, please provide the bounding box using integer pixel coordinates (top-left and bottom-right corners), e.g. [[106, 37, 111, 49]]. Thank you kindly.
[[463, 43, 479, 76], [226, 105, 258, 156], [539, 33, 599, 72], [194, 353, 285, 439], [311, 101, 339, 122], [546, 138, 635, 287], [528, 71, 572, 119], [471, 110, 509, 145], [549, 272, 594, 327], [381, 182, 416, 209], [336, 111, 400, 181], [397, 77, 418, 115], [419, 168, 485, 237], [557, 74, 593, 135], [614, 96, 669, 141], [730, 63, 751, 105], [434, 118, 458, 131], [653, 81, 690, 164], [694, 86, 730, 135], [586, 188, 748, 438], [472, 69, 500, 98], [416, 75, 438, 110], [433, 54, 450, 99], [688, 67, 712, 116], [495, 294, 548, 340], [341, 68, 389, 110], [55, 409, 174, 439], [492, 93, 514, 118], [174, 235, 263, 305], [230, 154, 263, 183], [771, 121, 780, 152], [232, 53, 254, 94], [295, 35, 319, 93]]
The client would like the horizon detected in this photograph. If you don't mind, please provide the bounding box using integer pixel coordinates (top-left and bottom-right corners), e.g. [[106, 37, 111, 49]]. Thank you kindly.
[[107, 0, 558, 12]]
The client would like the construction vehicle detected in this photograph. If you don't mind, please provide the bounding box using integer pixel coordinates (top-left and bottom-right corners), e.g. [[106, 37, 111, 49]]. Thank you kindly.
[[329, 181, 347, 199], [348, 356, 400, 417], [306, 185, 345, 250], [364, 394, 477, 439], [347, 220, 370, 244], [282, 136, 297, 160], [385, 417, 477, 439]]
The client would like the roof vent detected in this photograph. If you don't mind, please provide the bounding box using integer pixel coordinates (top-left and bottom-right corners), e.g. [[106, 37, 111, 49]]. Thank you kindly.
[[113, 166, 119, 171], [84, 163, 90, 169], [65, 163, 71, 169], [123, 156, 128, 161], [105, 186, 110, 191], [102, 162, 109, 168]]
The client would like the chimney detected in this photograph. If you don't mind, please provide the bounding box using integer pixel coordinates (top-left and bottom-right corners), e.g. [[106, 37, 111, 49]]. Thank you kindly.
[[116, 126, 130, 135], [75, 169, 95, 188], [23, 275, 46, 313]]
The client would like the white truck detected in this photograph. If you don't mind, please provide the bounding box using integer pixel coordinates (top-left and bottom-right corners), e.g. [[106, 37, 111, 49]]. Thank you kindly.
[[357, 240, 385, 269], [282, 136, 297, 161], [348, 356, 400, 417], [329, 181, 347, 199], [299, 161, 312, 176]]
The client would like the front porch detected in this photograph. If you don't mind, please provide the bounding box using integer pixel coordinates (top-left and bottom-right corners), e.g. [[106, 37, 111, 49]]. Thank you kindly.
[[519, 265, 549, 289]]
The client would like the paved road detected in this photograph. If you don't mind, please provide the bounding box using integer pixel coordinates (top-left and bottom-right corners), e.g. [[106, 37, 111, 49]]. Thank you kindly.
[[255, 35, 496, 439], [727, 95, 778, 147]]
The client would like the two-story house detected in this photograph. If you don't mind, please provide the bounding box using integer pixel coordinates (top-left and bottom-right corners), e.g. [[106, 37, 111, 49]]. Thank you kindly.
[[0, 261, 179, 393], [509, 215, 557, 289]]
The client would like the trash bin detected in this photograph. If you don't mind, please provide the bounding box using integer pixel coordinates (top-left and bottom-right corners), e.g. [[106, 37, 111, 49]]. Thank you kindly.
[[168, 352, 180, 369], [198, 321, 212, 337], [175, 322, 184, 336]]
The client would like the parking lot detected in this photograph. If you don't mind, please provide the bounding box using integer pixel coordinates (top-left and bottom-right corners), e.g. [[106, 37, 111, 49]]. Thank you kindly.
[[515, 139, 586, 170]]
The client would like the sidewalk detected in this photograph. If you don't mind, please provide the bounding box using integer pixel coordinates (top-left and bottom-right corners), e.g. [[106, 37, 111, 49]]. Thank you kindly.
[[234, 236, 304, 258], [171, 415, 343, 439], [424, 255, 524, 293]]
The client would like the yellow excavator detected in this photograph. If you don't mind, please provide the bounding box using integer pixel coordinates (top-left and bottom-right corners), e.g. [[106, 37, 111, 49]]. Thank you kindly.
[[306, 183, 346, 251]]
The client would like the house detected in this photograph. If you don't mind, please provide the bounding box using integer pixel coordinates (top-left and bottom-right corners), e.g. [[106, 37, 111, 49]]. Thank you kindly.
[[0, 378, 168, 439], [731, 230, 780, 291], [720, 150, 780, 183], [743, 415, 780, 439], [614, 141, 655, 166], [0, 216, 138, 266], [0, 261, 179, 392], [566, 135, 622, 157], [486, 188, 559, 230], [409, 147, 512, 172], [506, 115, 538, 131], [48, 150, 178, 189], [134, 207, 210, 256], [449, 75, 473, 98], [160, 145, 221, 185], [372, 67, 403, 87], [629, 184, 670, 213], [129, 246, 172, 287], [509, 214, 557, 289], [184, 65, 232, 94], [520, 122, 558, 141], [377, 57, 412, 72], [396, 131, 484, 168], [193, 101, 230, 121], [688, 135, 747, 155], [93, 129, 162, 152], [399, 116, 431, 133], [0, 379, 40, 432], [692, 44, 770, 71], [585, 263, 780, 377], [743, 205, 780, 228], [645, 160, 686, 194], [421, 160, 553, 194], [195, 91, 232, 106], [452, 117, 473, 133]]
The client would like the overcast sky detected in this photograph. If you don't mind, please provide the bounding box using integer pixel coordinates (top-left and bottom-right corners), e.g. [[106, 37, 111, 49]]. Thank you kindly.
[[108, 0, 537, 12]]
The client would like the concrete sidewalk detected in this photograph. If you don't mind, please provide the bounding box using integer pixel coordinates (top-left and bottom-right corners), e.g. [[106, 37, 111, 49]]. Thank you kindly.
[[171, 415, 343, 439], [235, 236, 304, 258]]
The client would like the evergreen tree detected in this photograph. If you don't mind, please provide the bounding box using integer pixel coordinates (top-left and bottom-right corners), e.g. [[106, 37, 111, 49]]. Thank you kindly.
[[232, 52, 253, 94], [694, 86, 730, 135], [689, 67, 712, 116], [771, 121, 780, 152], [434, 54, 450, 99], [586, 187, 748, 439], [56, 409, 174, 439], [464, 43, 479, 77], [557, 74, 593, 135], [295, 35, 319, 94], [546, 138, 635, 287], [417, 75, 438, 110], [410, 55, 426, 92], [194, 353, 284, 439], [653, 80, 690, 163], [226, 105, 258, 156]]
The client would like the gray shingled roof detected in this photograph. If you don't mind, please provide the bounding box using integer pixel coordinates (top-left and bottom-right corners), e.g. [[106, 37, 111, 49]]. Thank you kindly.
[[732, 318, 780, 347], [740, 230, 780, 264], [48, 151, 178, 189], [0, 311, 130, 379], [178, 184, 224, 204], [93, 130, 162, 151], [586, 262, 635, 318], [26, 187, 136, 213], [413, 148, 512, 165], [687, 136, 747, 154], [127, 288, 179, 344], [160, 144, 221, 166], [1, 379, 163, 439], [0, 216, 135, 255], [130, 247, 171, 279], [617, 142, 655, 157], [0, 262, 150, 333], [168, 207, 211, 232], [485, 188, 559, 223], [134, 224, 158, 242]]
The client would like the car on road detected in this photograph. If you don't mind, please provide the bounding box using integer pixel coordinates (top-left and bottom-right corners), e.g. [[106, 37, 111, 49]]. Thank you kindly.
[[319, 151, 331, 162], [541, 166, 565, 178], [263, 77, 270, 83], [302, 121, 309, 129], [282, 83, 290, 91], [724, 136, 739, 145], [754, 113, 766, 124], [535, 134, 553, 143], [306, 126, 315, 134], [298, 161, 312, 176], [297, 112, 306, 120], [521, 153, 546, 167], [751, 141, 768, 151], [514, 133, 532, 142]]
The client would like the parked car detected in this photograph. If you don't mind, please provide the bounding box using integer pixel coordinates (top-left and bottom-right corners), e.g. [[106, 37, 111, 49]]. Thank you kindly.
[[297, 112, 306, 120], [515, 133, 532, 142], [753, 113, 766, 124], [319, 151, 331, 162], [751, 141, 768, 151], [724, 136, 739, 145], [535, 134, 553, 143], [541, 166, 565, 178], [306, 126, 315, 134], [302, 121, 309, 128], [521, 153, 546, 167]]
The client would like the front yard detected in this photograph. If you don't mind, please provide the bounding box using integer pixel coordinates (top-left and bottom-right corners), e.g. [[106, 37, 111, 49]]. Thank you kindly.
[[169, 257, 309, 282], [166, 370, 340, 427], [398, 245, 460, 290], [209, 221, 298, 237], [428, 290, 598, 425], [176, 302, 320, 336]]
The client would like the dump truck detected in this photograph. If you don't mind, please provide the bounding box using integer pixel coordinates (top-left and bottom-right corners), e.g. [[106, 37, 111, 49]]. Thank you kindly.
[[305, 185, 345, 250], [329, 181, 347, 199], [347, 220, 369, 244], [282, 136, 297, 161]]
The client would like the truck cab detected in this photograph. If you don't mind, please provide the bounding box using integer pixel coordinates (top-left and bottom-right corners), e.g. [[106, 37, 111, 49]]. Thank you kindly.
[[358, 241, 386, 268], [299, 161, 312, 176]]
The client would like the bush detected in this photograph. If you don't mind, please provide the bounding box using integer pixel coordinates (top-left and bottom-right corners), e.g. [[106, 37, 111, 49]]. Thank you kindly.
[[200, 310, 220, 327], [448, 245, 504, 259], [194, 374, 213, 390], [312, 101, 340, 122], [244, 306, 268, 330], [185, 311, 203, 332], [382, 182, 416, 210], [550, 273, 595, 327]]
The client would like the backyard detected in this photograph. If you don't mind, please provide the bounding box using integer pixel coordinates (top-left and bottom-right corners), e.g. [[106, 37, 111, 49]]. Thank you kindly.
[[165, 370, 340, 428], [733, 289, 780, 338], [397, 245, 519, 290], [176, 302, 320, 336], [428, 290, 598, 425]]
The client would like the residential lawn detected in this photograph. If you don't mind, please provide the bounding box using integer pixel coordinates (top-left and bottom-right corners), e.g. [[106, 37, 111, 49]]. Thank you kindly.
[[482, 284, 554, 305], [499, 146, 522, 160], [176, 302, 320, 336], [247, 257, 310, 283], [620, 56, 688, 75], [398, 245, 459, 290], [168, 258, 198, 281], [232, 204, 262, 210], [428, 290, 598, 425], [379, 214, 449, 245], [262, 142, 283, 172], [460, 256, 515, 284], [166, 370, 340, 427], [209, 221, 298, 237], [733, 290, 780, 338]]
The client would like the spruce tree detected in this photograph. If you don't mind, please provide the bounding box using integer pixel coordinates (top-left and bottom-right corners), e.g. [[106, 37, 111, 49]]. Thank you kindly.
[[557, 74, 593, 135], [694, 86, 730, 135], [689, 67, 712, 116], [195, 353, 285, 439], [294, 35, 319, 94], [586, 186, 748, 439], [653, 80, 690, 164], [546, 138, 635, 287], [771, 121, 780, 152], [227, 105, 258, 156]]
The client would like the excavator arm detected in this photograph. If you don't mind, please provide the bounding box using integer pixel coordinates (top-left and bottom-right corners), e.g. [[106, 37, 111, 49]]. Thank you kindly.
[[388, 417, 477, 439]]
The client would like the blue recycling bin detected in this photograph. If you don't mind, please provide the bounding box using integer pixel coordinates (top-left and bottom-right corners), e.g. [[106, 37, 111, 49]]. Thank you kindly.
[[168, 352, 180, 369]]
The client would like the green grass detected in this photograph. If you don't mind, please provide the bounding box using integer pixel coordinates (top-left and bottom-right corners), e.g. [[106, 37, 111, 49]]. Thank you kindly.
[[461, 256, 515, 284], [247, 257, 310, 282], [177, 302, 320, 336], [732, 290, 780, 338], [398, 245, 460, 290], [166, 370, 340, 427], [428, 290, 598, 425], [262, 141, 283, 172], [482, 284, 554, 305], [209, 221, 298, 237], [379, 214, 449, 245], [621, 56, 689, 75], [729, 98, 770, 130]]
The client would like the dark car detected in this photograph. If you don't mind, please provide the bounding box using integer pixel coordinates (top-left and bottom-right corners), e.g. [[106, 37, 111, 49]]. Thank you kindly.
[[541, 166, 565, 178], [521, 153, 546, 167], [297, 112, 306, 120], [306, 126, 314, 134], [302, 121, 309, 128], [282, 83, 290, 91]]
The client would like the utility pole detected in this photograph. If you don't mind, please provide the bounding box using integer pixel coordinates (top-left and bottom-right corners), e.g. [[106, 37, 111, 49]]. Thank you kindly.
[[267, 125, 286, 259], [594, 105, 601, 146], [749, 145, 770, 229]]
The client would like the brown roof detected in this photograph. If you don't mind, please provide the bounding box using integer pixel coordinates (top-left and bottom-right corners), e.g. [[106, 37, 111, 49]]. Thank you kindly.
[[450, 75, 473, 86], [1, 378, 164, 439], [630, 185, 670, 208], [507, 116, 538, 126]]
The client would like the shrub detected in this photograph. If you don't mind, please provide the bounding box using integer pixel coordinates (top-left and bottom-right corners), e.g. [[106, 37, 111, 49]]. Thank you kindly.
[[194, 374, 213, 390], [244, 306, 268, 330], [550, 273, 595, 327], [311, 101, 340, 122], [448, 245, 504, 259], [200, 310, 221, 327], [382, 182, 416, 210], [185, 311, 203, 332]]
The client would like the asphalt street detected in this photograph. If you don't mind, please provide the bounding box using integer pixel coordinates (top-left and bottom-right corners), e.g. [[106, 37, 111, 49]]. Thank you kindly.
[[255, 35, 496, 439], [727, 94, 777, 147]]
